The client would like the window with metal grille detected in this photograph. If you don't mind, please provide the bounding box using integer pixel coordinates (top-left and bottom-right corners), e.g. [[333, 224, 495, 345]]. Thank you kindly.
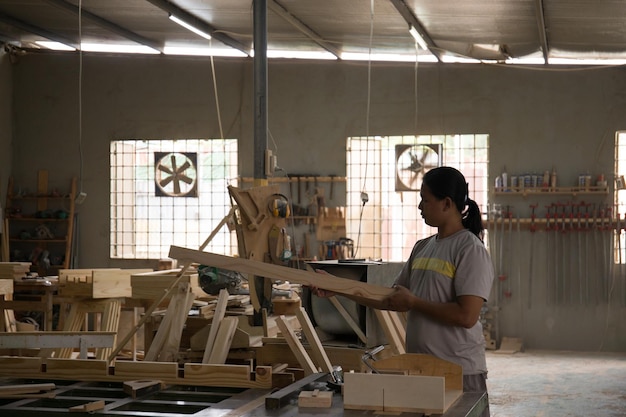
[[346, 134, 489, 262], [110, 139, 238, 259]]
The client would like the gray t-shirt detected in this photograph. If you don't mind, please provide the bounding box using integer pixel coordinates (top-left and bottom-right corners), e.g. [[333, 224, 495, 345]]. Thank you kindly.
[[394, 229, 494, 375]]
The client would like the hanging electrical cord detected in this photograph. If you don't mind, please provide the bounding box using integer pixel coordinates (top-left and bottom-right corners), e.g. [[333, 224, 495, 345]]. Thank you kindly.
[[77, 0, 85, 199], [209, 38, 225, 141], [353, 0, 375, 259]]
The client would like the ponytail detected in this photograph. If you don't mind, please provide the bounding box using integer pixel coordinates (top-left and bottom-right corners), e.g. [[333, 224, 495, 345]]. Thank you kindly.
[[462, 199, 484, 240]]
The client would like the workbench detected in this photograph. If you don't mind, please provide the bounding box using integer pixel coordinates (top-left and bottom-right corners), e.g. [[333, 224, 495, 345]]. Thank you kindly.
[[0, 375, 488, 417], [0, 279, 59, 331]]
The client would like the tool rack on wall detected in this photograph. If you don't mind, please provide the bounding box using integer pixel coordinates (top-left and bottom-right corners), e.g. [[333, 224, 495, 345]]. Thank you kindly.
[[240, 176, 348, 260], [486, 183, 626, 310], [2, 170, 77, 276]]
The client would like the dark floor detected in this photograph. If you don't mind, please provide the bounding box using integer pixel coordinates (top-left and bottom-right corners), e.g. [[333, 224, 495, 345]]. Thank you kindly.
[[486, 350, 626, 417]]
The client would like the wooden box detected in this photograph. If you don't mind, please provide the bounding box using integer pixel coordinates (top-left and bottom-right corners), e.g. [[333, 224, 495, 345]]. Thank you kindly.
[[131, 268, 203, 300], [343, 353, 463, 414], [58, 268, 153, 298]]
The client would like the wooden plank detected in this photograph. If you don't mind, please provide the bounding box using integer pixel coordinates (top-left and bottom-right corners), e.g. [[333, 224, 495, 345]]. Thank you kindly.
[[203, 288, 229, 363], [275, 315, 317, 375], [145, 282, 194, 362], [183, 363, 272, 388], [295, 307, 333, 374], [0, 279, 13, 295], [374, 309, 406, 355], [0, 383, 55, 395], [131, 271, 203, 300], [169, 246, 394, 301], [207, 316, 239, 364], [45, 359, 108, 378], [328, 296, 366, 344], [92, 269, 152, 298], [114, 360, 178, 380], [0, 356, 42, 372], [265, 372, 328, 410]]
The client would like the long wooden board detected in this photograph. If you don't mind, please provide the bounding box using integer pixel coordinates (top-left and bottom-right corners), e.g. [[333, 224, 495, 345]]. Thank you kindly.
[[169, 246, 394, 301]]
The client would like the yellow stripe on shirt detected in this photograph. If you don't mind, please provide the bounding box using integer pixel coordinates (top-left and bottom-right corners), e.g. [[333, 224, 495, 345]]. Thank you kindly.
[[411, 257, 456, 279]]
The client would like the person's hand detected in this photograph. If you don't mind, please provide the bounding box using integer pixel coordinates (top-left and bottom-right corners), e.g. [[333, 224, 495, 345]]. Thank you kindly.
[[308, 269, 336, 298], [310, 286, 336, 298], [383, 284, 415, 311]]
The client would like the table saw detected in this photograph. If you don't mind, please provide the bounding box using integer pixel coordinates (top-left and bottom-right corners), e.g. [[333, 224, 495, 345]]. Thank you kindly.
[[0, 374, 487, 417]]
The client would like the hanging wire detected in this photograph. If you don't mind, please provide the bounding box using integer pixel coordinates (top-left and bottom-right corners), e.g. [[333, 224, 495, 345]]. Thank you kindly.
[[78, 0, 84, 195], [353, 0, 375, 259]]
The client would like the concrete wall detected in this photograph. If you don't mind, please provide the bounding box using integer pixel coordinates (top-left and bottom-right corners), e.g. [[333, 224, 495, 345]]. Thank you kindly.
[[0, 48, 13, 207], [8, 52, 626, 351]]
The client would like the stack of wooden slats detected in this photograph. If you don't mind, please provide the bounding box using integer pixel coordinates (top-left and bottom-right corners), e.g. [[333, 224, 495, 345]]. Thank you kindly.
[[0, 262, 31, 281]]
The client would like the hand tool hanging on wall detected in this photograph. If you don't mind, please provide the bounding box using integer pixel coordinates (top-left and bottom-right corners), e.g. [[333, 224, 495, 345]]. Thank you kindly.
[[528, 203, 538, 308], [576, 202, 584, 305], [545, 204, 554, 305], [583, 203, 591, 304], [604, 203, 615, 302], [504, 207, 513, 299]]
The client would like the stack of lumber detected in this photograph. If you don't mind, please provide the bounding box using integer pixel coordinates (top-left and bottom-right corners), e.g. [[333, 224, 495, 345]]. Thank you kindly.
[[0, 262, 31, 281]]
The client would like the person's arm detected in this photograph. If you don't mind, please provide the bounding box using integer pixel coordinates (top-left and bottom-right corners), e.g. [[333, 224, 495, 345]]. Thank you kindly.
[[383, 285, 484, 328]]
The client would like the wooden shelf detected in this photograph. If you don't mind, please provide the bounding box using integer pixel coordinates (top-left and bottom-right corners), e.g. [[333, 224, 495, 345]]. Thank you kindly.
[[493, 186, 609, 197], [2, 170, 77, 276], [240, 176, 345, 183]]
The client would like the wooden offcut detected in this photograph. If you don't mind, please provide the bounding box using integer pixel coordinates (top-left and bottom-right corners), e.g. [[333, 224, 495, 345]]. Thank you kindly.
[[123, 380, 164, 398], [169, 246, 394, 301], [343, 353, 463, 414], [298, 389, 333, 408], [69, 400, 105, 412]]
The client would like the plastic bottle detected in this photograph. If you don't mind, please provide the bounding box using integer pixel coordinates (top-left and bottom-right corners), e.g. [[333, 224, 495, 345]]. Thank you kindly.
[[542, 170, 550, 188], [550, 167, 557, 190], [501, 166, 508, 190]]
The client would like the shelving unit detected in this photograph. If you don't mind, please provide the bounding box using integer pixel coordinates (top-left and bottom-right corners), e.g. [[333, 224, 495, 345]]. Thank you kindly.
[[2, 170, 77, 276], [493, 185, 609, 197]]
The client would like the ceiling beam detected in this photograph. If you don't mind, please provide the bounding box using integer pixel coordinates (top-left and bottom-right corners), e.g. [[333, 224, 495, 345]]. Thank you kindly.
[[388, 0, 442, 62], [0, 11, 79, 49], [45, 0, 164, 53], [268, 0, 341, 59], [143, 0, 250, 56], [535, 0, 549, 64]]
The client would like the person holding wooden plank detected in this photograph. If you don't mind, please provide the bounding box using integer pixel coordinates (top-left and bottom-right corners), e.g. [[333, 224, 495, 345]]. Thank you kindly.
[[313, 166, 494, 417]]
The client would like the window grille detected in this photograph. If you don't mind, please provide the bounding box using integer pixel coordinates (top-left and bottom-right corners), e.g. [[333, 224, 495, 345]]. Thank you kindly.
[[110, 139, 238, 259], [346, 134, 489, 261]]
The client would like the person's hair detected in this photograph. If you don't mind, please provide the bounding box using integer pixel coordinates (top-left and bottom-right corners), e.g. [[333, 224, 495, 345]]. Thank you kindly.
[[422, 166, 484, 239]]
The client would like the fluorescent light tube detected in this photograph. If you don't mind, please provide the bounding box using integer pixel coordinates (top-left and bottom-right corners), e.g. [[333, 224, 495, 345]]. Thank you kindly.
[[35, 41, 76, 51], [169, 14, 211, 40], [80, 43, 160, 54], [409, 26, 429, 50]]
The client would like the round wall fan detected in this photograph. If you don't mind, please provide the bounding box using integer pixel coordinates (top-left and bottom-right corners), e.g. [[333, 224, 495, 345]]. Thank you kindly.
[[155, 152, 198, 197], [395, 144, 442, 192]]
